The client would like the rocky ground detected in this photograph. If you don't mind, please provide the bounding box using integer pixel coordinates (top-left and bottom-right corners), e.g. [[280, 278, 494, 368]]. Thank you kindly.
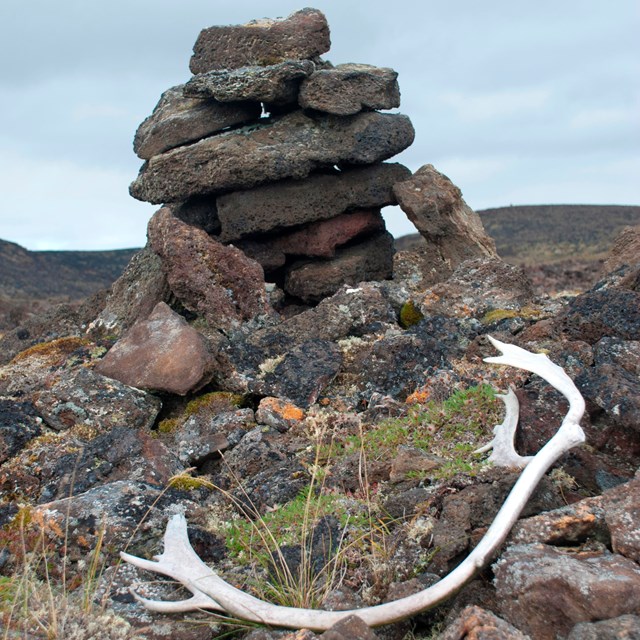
[[1, 8, 639, 640]]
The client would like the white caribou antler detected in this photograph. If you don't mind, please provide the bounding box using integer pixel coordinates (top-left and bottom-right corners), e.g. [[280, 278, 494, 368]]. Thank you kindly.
[[121, 336, 586, 630]]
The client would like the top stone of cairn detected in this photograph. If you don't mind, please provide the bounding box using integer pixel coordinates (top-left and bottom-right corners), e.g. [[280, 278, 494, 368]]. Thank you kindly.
[[190, 8, 331, 74]]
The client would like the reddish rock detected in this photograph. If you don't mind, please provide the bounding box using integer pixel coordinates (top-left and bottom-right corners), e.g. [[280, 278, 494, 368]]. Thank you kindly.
[[439, 605, 529, 640], [494, 543, 640, 640], [133, 84, 260, 159], [147, 207, 273, 330], [237, 209, 385, 270], [129, 111, 415, 204], [299, 63, 400, 115], [96, 301, 214, 395], [285, 231, 395, 302], [603, 225, 640, 274], [189, 8, 331, 73], [184, 60, 314, 105], [393, 165, 497, 278], [603, 475, 640, 562], [218, 162, 409, 242], [321, 615, 379, 640]]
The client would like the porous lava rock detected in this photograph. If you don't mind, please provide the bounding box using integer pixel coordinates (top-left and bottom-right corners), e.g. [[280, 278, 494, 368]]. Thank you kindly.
[[217, 162, 409, 242], [189, 8, 331, 73], [393, 164, 497, 278], [0, 399, 41, 464], [299, 63, 400, 115], [95, 301, 215, 396], [147, 207, 273, 330], [439, 605, 529, 640], [494, 543, 640, 640], [130, 110, 415, 203]]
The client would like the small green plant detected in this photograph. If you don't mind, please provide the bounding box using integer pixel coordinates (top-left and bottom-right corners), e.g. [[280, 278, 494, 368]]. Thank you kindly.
[[334, 385, 502, 480]]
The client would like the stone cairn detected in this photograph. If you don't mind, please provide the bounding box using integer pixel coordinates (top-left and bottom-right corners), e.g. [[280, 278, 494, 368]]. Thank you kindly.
[[130, 8, 495, 310]]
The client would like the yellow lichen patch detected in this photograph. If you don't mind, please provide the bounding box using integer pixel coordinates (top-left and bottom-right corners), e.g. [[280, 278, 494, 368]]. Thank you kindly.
[[10, 336, 92, 365], [482, 306, 542, 325], [184, 391, 245, 418]]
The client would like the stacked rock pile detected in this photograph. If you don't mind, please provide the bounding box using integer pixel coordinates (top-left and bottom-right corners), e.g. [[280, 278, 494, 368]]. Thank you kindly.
[[130, 8, 415, 303]]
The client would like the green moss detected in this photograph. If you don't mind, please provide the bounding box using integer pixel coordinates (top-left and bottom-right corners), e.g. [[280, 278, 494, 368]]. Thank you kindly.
[[168, 475, 214, 492], [333, 385, 502, 481], [184, 391, 245, 418], [399, 300, 425, 329], [157, 418, 180, 434]]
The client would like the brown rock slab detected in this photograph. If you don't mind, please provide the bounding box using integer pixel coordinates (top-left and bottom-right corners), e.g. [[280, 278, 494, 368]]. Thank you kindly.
[[133, 84, 260, 159], [184, 60, 314, 105], [494, 543, 640, 640], [393, 164, 497, 277], [603, 225, 640, 274], [190, 8, 330, 73], [147, 207, 273, 331], [321, 615, 379, 640], [418, 257, 535, 319], [299, 63, 400, 115], [218, 162, 409, 242], [439, 605, 529, 640], [237, 209, 385, 271], [285, 231, 395, 302], [95, 302, 214, 396], [129, 111, 415, 204], [602, 475, 640, 562]]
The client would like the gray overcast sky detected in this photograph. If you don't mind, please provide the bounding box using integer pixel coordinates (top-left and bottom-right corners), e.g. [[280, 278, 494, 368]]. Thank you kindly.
[[1, 0, 638, 250]]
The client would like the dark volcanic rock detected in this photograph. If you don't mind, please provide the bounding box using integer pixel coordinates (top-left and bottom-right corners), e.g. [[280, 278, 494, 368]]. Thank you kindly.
[[34, 366, 161, 432], [189, 8, 330, 73], [393, 164, 497, 278], [299, 63, 400, 115], [133, 84, 260, 159], [559, 289, 640, 344], [130, 111, 415, 203], [0, 399, 41, 464], [184, 60, 314, 105], [285, 231, 395, 302], [170, 196, 221, 235], [576, 338, 640, 431], [217, 162, 410, 242], [95, 302, 215, 396], [494, 543, 640, 640], [260, 339, 342, 407], [147, 207, 272, 331]]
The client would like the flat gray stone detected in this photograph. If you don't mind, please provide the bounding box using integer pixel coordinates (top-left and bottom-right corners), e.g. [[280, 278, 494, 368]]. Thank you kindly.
[[130, 111, 414, 204], [134, 84, 260, 159], [299, 63, 400, 115], [184, 60, 314, 105]]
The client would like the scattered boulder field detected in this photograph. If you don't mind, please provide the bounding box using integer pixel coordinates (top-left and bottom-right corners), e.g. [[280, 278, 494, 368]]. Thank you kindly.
[[1, 8, 639, 640]]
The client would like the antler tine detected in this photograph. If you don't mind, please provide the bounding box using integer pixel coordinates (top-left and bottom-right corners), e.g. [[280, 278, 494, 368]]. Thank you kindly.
[[120, 336, 587, 631], [474, 387, 533, 469], [130, 590, 224, 614]]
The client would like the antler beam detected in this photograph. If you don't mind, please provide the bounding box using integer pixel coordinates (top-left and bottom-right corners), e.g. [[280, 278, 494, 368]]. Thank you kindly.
[[121, 336, 586, 630]]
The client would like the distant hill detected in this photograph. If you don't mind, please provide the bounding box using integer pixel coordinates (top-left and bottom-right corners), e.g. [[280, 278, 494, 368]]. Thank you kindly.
[[0, 239, 139, 300], [477, 204, 640, 264]]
